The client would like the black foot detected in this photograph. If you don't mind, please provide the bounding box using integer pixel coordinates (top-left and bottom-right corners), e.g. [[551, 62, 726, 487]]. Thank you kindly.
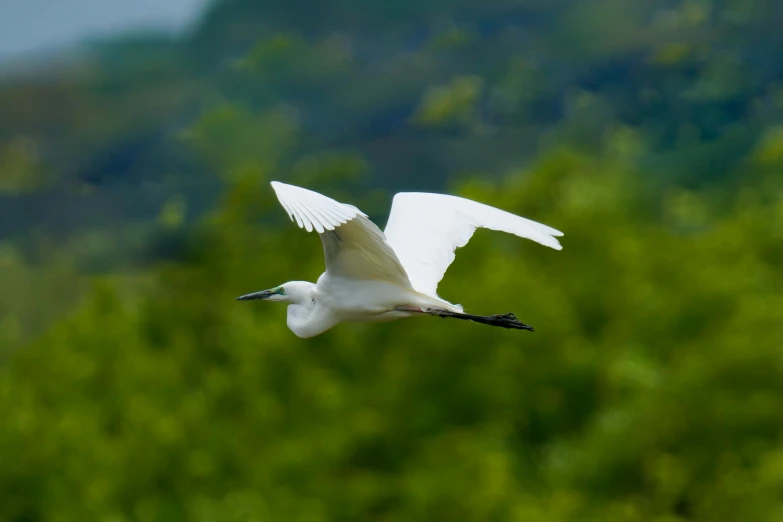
[[428, 309, 534, 332]]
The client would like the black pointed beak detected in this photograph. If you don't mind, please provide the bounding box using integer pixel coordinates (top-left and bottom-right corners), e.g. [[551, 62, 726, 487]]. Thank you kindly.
[[236, 290, 274, 301]]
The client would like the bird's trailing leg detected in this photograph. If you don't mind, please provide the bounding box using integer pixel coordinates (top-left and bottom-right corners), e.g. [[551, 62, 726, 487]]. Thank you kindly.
[[431, 309, 534, 331], [397, 306, 534, 331]]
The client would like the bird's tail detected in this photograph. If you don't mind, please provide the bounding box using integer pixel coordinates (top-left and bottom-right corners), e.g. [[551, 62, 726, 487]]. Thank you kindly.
[[418, 293, 464, 314]]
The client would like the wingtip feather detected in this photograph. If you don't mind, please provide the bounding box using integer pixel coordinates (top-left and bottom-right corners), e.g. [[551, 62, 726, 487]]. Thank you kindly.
[[534, 232, 563, 251], [268, 180, 366, 234]]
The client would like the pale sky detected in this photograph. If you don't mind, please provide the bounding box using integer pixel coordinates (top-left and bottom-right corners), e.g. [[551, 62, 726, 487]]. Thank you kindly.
[[0, 0, 210, 59]]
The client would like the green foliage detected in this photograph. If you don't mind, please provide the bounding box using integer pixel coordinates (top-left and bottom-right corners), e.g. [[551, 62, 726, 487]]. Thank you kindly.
[[0, 138, 47, 193], [414, 76, 484, 129], [2, 0, 783, 520], [183, 104, 299, 181], [3, 0, 779, 214], [2, 136, 783, 520]]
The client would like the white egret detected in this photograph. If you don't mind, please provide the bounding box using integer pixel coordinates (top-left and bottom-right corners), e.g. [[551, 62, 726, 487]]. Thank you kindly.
[[237, 181, 563, 338]]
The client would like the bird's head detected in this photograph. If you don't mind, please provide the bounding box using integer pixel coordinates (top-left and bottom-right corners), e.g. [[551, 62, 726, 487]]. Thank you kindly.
[[236, 281, 314, 304]]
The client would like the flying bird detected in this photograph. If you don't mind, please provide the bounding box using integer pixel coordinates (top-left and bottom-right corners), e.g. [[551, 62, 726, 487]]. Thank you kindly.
[[237, 181, 563, 338]]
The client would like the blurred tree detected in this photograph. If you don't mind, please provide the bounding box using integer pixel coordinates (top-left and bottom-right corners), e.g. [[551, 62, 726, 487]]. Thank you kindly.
[[2, 0, 783, 520], [2, 134, 783, 520], [0, 138, 47, 193]]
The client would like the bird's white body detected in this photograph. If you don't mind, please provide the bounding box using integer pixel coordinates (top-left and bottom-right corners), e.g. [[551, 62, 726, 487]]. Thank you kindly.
[[237, 181, 564, 338], [281, 277, 457, 338]]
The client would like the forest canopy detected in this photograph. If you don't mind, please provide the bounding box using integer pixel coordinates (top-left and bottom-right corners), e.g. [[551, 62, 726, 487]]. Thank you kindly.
[[1, 0, 783, 520]]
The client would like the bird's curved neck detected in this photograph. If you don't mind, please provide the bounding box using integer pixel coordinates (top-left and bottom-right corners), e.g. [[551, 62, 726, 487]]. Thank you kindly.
[[285, 283, 333, 338]]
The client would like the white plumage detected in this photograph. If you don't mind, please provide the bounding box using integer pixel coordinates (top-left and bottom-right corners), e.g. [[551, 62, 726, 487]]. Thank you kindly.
[[384, 191, 563, 297], [236, 181, 563, 338], [270, 181, 365, 233]]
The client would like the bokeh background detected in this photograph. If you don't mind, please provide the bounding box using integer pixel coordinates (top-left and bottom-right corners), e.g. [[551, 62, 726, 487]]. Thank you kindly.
[[2, 0, 783, 520]]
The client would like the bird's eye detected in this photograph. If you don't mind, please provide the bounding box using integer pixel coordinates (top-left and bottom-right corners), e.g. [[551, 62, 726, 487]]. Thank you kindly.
[[276, 287, 285, 295]]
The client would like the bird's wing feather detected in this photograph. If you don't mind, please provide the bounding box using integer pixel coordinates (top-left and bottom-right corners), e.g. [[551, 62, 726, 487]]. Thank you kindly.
[[383, 192, 563, 297], [270, 181, 413, 287], [271, 180, 364, 233]]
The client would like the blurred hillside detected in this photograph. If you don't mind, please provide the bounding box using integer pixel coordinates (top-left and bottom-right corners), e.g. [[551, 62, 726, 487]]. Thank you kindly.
[[2, 0, 783, 520], [2, 0, 782, 238]]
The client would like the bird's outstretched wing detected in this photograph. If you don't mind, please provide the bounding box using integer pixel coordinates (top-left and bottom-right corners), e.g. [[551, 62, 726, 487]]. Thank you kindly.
[[383, 192, 563, 297], [270, 181, 413, 287]]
